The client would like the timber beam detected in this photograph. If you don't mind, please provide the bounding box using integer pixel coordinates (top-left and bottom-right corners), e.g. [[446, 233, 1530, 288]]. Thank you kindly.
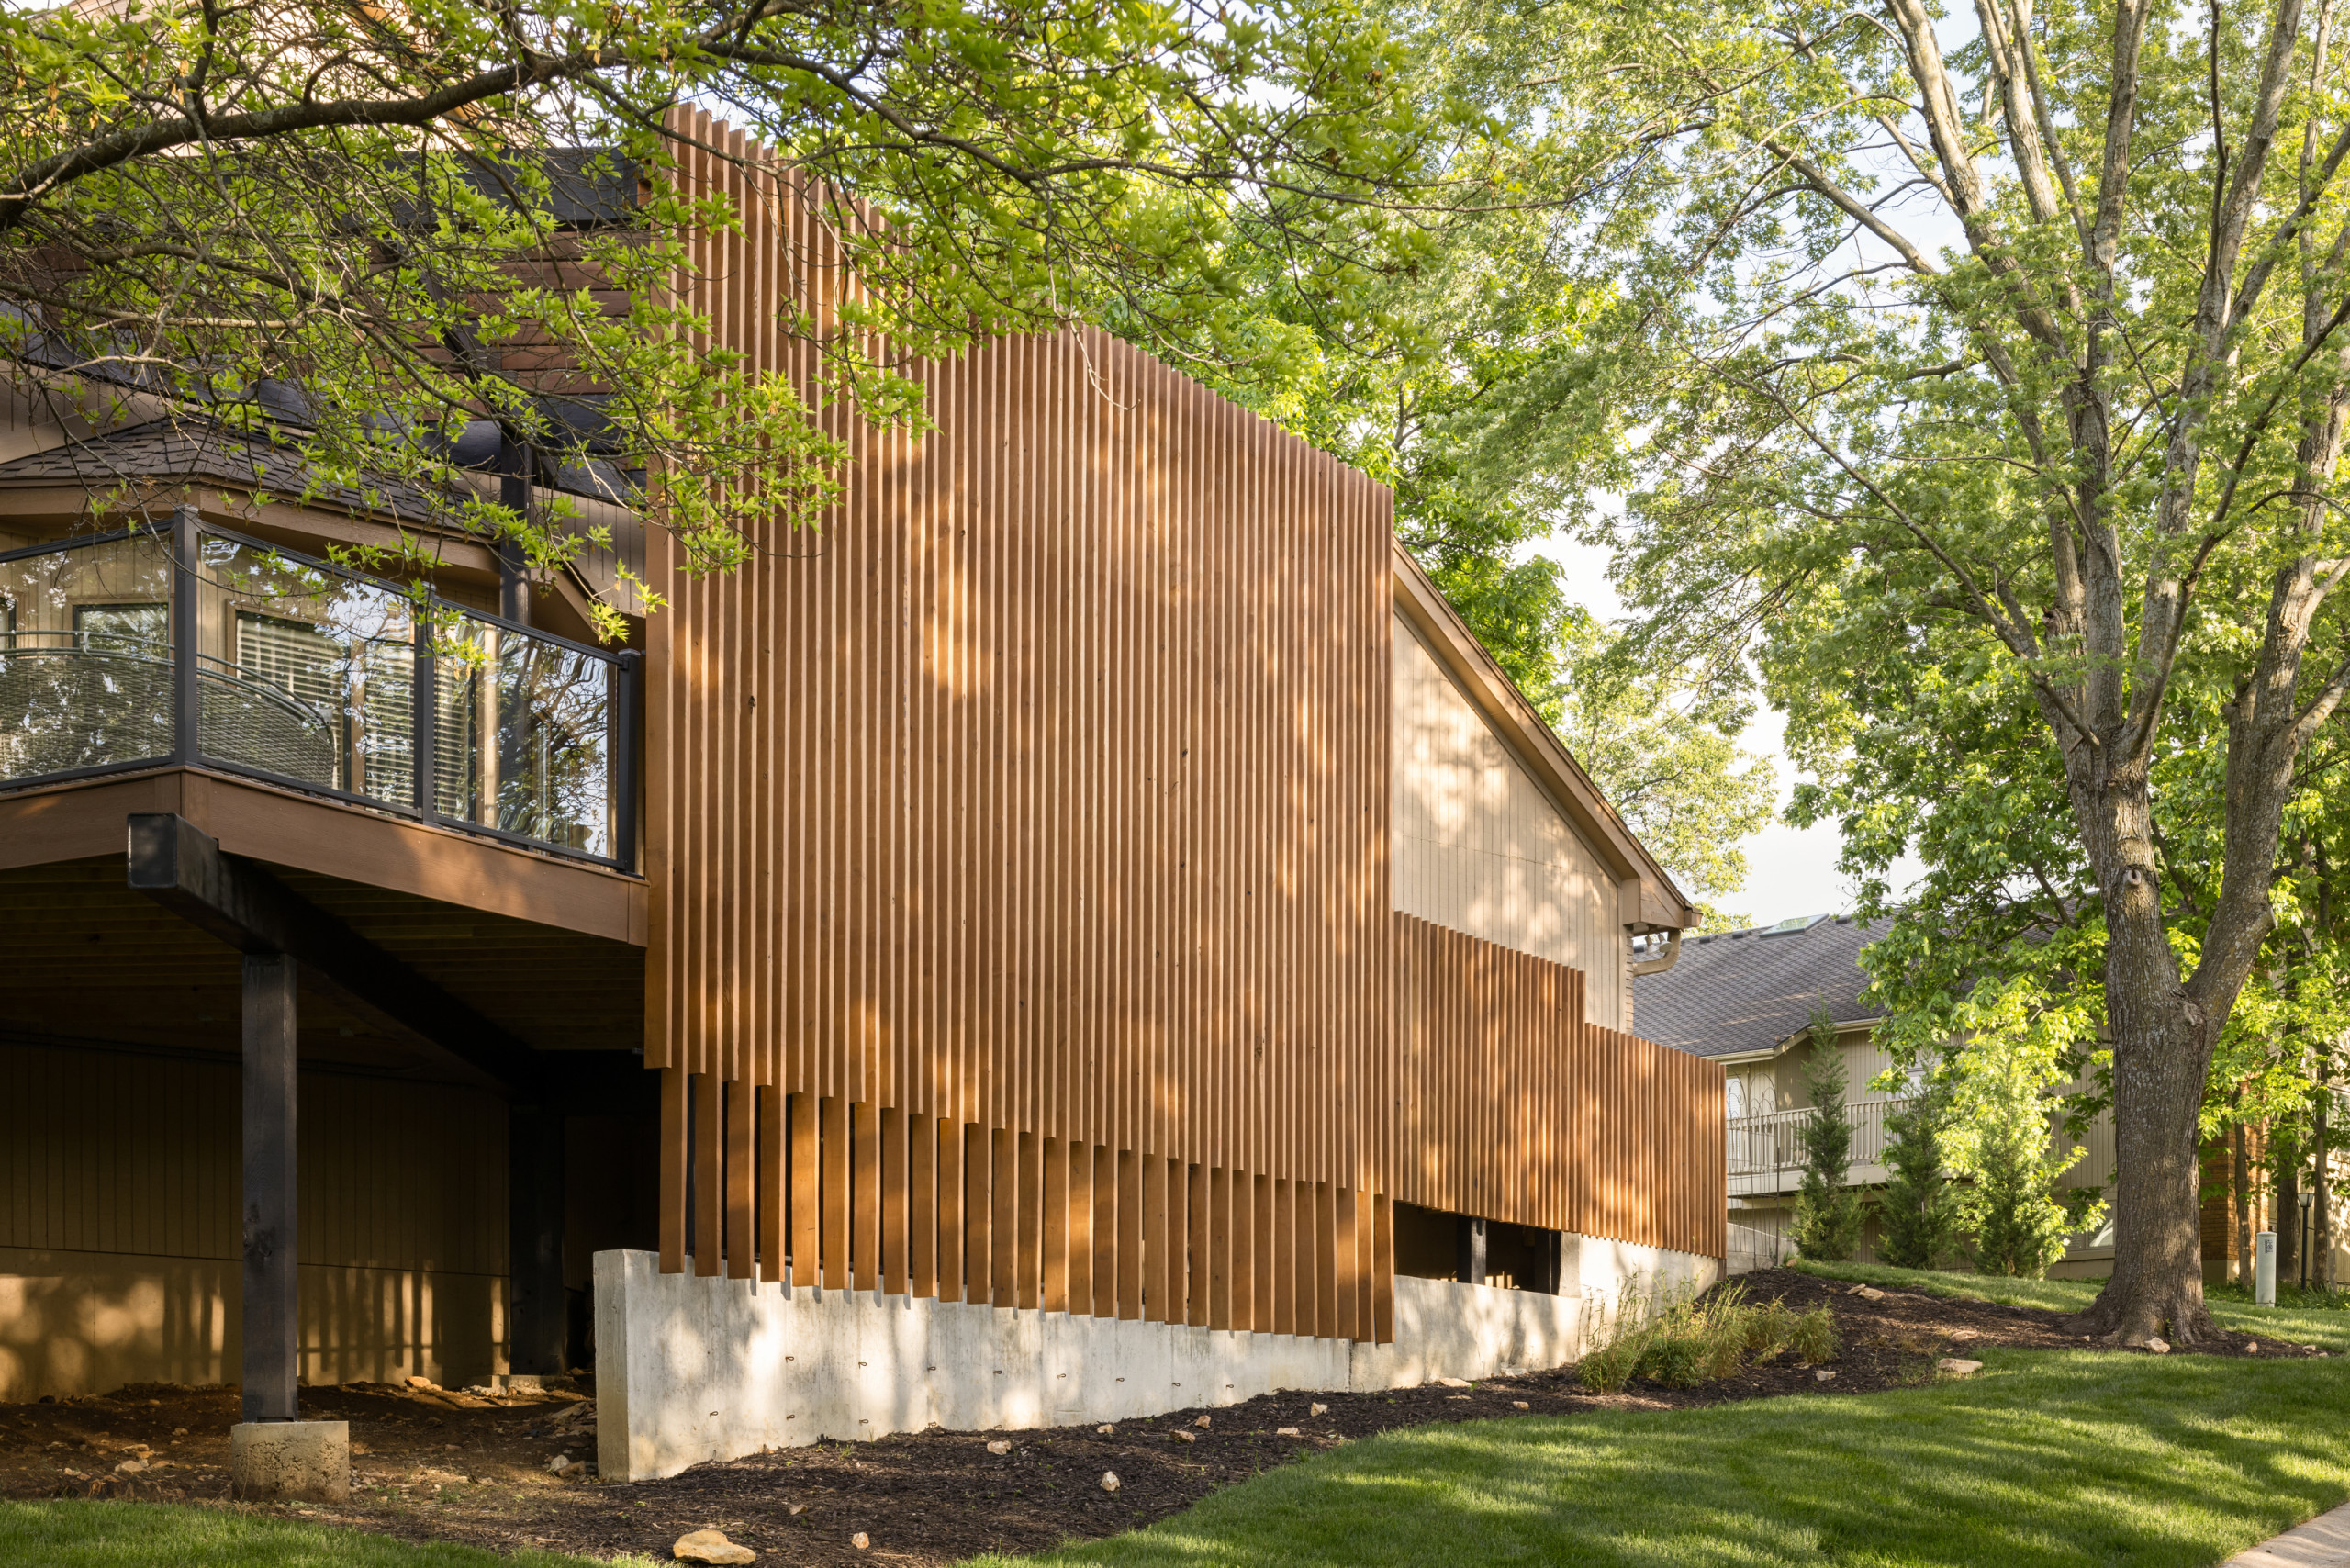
[[126, 812, 541, 1091]]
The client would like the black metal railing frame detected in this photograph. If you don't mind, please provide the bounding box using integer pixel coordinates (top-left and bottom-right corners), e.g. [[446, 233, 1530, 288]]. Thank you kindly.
[[1, 514, 643, 872]]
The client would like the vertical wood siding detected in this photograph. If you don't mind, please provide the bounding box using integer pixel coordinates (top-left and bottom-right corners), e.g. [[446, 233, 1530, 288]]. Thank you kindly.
[[0, 1038, 510, 1396], [1391, 615, 1625, 1028], [642, 112, 1723, 1339]]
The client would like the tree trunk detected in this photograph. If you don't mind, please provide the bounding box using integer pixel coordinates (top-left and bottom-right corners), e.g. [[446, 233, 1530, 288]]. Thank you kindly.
[[2076, 998, 2220, 1340], [2068, 774, 2224, 1343]]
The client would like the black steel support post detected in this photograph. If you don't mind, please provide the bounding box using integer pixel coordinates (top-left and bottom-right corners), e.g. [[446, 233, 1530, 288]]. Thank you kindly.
[[496, 433, 533, 627], [1456, 1215, 1488, 1287], [170, 504, 200, 763], [613, 650, 642, 873], [241, 953, 300, 1422], [508, 1105, 568, 1378], [415, 603, 438, 822]]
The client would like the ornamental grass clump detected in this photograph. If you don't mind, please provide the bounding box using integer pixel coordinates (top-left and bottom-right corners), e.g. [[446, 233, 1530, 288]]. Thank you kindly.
[[1789, 1305, 1840, 1365], [1577, 1282, 1778, 1392]]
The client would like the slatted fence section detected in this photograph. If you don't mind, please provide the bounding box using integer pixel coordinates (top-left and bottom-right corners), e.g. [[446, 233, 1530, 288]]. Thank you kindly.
[[641, 110, 1722, 1344], [1394, 914, 1723, 1259], [643, 111, 1398, 1339]]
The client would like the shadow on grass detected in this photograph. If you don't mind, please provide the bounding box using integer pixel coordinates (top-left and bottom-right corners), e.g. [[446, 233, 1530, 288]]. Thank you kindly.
[[0, 1498, 646, 1568], [1789, 1260, 2350, 1353], [979, 1352, 2350, 1568]]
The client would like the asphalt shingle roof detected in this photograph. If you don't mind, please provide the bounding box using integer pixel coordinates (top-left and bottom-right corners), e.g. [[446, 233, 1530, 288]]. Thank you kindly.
[[0, 418, 447, 521], [1633, 913, 1886, 1058]]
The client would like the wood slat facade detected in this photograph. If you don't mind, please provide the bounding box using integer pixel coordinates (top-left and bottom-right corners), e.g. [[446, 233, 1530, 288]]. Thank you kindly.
[[639, 112, 1721, 1343]]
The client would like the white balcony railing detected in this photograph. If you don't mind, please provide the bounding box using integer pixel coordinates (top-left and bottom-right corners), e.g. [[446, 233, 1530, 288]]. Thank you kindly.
[[1729, 1096, 1917, 1179]]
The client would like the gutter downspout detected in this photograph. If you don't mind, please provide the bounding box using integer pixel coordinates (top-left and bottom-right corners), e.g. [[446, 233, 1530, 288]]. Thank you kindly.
[[1629, 928, 1684, 977]]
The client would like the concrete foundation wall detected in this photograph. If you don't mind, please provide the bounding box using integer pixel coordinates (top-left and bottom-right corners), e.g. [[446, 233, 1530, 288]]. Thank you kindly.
[[596, 1238, 1719, 1482]]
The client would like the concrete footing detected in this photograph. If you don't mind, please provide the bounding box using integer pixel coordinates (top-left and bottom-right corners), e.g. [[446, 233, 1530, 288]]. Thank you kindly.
[[229, 1420, 351, 1502], [595, 1240, 1718, 1483]]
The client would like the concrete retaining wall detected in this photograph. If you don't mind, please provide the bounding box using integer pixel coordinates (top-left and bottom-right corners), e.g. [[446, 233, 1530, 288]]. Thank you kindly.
[[595, 1238, 1719, 1483]]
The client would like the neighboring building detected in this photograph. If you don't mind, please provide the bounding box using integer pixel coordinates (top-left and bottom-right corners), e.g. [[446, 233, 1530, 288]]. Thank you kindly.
[[0, 114, 1723, 1476], [1634, 913, 2114, 1278]]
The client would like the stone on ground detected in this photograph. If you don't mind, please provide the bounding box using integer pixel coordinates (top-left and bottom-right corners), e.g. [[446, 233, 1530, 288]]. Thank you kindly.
[[229, 1420, 351, 1504], [1936, 1358, 1984, 1377], [673, 1528, 755, 1564], [1434, 1376, 1471, 1388], [1101, 1471, 1121, 1492]]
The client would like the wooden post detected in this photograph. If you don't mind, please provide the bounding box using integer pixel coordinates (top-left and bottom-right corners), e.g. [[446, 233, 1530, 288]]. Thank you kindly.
[[1251, 1174, 1274, 1332], [1141, 1154, 1169, 1323], [508, 1103, 567, 1377], [908, 1112, 936, 1300], [1333, 1185, 1359, 1340], [725, 1082, 754, 1281], [659, 1069, 687, 1275], [1207, 1167, 1231, 1330], [1457, 1215, 1487, 1286], [756, 1086, 783, 1284], [964, 1126, 991, 1305], [1310, 1181, 1335, 1338], [1115, 1150, 1141, 1320], [1371, 1193, 1395, 1345], [1067, 1141, 1092, 1315], [692, 1072, 722, 1277], [241, 953, 299, 1422], [789, 1092, 817, 1289], [1016, 1131, 1043, 1309], [853, 1101, 880, 1293], [820, 1096, 848, 1291], [1042, 1137, 1069, 1313], [991, 1128, 1018, 1306], [1270, 1179, 1294, 1334], [1187, 1164, 1210, 1327], [1094, 1146, 1120, 1318], [935, 1118, 964, 1303], [882, 1107, 910, 1297]]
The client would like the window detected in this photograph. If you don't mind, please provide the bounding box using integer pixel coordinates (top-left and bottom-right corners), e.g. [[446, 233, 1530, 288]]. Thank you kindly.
[[1725, 1076, 1746, 1121], [73, 601, 167, 653], [237, 611, 341, 712]]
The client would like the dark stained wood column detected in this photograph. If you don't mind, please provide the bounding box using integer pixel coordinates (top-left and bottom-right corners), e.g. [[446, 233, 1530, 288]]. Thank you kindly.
[[242, 953, 300, 1422], [1455, 1216, 1487, 1288], [508, 1105, 569, 1378]]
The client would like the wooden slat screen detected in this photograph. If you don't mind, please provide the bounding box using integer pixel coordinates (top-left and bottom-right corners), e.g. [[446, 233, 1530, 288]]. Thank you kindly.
[[1393, 914, 1724, 1258], [642, 110, 1723, 1341]]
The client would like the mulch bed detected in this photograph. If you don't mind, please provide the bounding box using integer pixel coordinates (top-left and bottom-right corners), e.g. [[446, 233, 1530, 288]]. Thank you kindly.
[[0, 1269, 2327, 1564]]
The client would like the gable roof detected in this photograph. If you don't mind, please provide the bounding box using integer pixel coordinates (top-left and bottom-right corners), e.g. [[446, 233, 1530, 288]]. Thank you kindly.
[[1633, 913, 1885, 1059]]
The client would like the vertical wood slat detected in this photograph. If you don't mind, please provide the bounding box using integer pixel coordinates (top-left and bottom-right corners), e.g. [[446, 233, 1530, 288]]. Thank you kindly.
[[643, 110, 1725, 1338], [756, 1084, 783, 1283]]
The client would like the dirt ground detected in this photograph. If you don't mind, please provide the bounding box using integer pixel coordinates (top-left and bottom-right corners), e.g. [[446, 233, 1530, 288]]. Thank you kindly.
[[1, 1270, 2325, 1565]]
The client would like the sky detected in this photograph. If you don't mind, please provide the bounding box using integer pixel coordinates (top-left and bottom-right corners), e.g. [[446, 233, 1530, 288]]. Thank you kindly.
[[1539, 530, 1921, 930]]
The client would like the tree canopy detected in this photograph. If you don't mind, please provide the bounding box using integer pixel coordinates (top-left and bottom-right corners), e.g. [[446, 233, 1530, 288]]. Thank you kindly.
[[1298, 0, 2350, 1337], [0, 0, 1462, 632]]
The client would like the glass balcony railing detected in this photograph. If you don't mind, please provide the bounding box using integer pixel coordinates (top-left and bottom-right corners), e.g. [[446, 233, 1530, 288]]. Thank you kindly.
[[0, 518, 639, 869]]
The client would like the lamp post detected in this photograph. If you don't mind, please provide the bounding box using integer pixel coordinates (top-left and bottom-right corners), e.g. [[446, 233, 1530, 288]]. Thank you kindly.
[[2301, 1189, 2317, 1293]]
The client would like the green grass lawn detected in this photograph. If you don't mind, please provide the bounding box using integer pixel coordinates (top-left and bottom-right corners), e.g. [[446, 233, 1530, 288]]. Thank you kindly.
[[12, 1270, 2347, 1568], [0, 1500, 650, 1567], [979, 1336, 2350, 1566], [1786, 1259, 2350, 1352]]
